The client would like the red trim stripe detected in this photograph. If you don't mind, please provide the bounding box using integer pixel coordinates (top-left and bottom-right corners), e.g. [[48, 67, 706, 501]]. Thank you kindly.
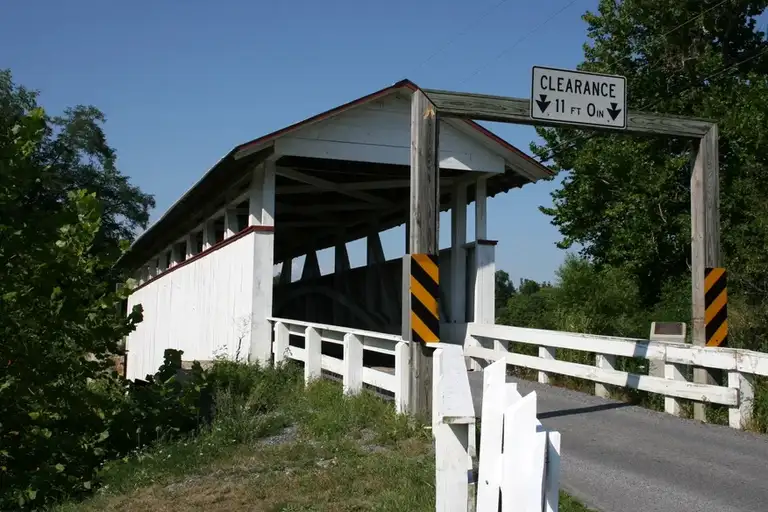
[[131, 225, 273, 292]]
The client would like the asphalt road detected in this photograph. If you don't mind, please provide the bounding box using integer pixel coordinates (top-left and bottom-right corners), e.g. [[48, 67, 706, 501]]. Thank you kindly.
[[467, 372, 768, 512]]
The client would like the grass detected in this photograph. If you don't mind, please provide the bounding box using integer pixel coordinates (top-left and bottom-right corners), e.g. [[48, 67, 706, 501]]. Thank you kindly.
[[52, 361, 592, 511]]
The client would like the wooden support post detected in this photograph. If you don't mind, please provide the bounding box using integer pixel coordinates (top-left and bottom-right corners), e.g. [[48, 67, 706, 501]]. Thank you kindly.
[[343, 333, 363, 395], [224, 208, 238, 239], [333, 241, 350, 324], [302, 251, 320, 322], [248, 160, 276, 365], [728, 370, 754, 429], [146, 258, 157, 280], [475, 176, 487, 240], [169, 244, 181, 267], [365, 231, 381, 315], [184, 233, 196, 259], [538, 346, 556, 384], [405, 89, 440, 420], [395, 341, 410, 414], [273, 322, 290, 364], [450, 183, 468, 327], [157, 252, 168, 273], [691, 125, 720, 422], [367, 230, 398, 327], [664, 360, 686, 416], [595, 354, 616, 398], [302, 251, 321, 280], [304, 326, 322, 384], [202, 220, 216, 250], [279, 258, 292, 285]]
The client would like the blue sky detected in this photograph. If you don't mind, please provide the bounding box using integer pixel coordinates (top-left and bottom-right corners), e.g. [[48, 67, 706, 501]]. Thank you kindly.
[[2, 0, 601, 284]]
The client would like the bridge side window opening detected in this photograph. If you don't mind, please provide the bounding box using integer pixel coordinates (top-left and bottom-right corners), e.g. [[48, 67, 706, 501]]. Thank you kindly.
[[214, 219, 225, 244], [178, 240, 188, 262]]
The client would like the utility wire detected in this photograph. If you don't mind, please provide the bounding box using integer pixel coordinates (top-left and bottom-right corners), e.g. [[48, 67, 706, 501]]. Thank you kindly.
[[406, 0, 516, 77], [457, 0, 582, 87], [535, 44, 768, 165], [532, 0, 756, 165]]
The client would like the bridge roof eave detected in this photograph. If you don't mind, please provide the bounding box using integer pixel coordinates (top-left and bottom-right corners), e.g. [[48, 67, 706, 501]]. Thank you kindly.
[[121, 79, 551, 269]]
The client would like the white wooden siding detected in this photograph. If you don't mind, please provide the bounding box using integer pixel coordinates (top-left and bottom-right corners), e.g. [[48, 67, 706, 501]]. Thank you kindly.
[[275, 92, 506, 172], [125, 232, 256, 380]]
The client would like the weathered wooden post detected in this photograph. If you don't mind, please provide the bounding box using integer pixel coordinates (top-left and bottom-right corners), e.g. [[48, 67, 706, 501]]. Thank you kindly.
[[690, 125, 722, 422], [403, 89, 441, 420]]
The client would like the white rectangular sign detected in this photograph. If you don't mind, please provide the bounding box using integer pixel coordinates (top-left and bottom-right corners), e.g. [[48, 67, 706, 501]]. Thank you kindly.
[[530, 66, 627, 129]]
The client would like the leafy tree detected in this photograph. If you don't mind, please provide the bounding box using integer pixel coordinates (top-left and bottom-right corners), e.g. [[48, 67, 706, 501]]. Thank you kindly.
[[0, 69, 155, 253], [549, 255, 646, 336], [518, 278, 544, 296], [531, 0, 768, 309], [498, 283, 558, 330], [498, 257, 645, 336], [494, 270, 516, 315], [0, 98, 144, 508]]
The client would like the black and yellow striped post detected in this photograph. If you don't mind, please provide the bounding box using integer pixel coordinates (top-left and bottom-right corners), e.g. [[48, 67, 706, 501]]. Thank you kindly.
[[409, 253, 439, 344], [705, 267, 728, 347]]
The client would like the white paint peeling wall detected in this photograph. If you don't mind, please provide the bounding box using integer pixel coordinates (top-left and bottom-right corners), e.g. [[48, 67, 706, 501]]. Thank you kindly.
[[125, 232, 256, 380]]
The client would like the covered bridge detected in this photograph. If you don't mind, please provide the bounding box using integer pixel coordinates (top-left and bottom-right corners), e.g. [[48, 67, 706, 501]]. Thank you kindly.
[[120, 79, 552, 381]]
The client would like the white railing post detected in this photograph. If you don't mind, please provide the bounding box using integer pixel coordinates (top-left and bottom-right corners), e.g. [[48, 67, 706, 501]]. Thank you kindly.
[[433, 345, 475, 512], [394, 341, 410, 414], [304, 326, 322, 385], [664, 354, 686, 416], [343, 333, 363, 395], [273, 321, 290, 364], [501, 392, 547, 512], [476, 359, 516, 511], [728, 370, 754, 429], [544, 430, 562, 512], [595, 353, 616, 398], [538, 346, 556, 384]]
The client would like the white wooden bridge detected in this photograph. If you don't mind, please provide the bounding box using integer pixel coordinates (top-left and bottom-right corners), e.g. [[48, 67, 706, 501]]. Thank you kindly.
[[120, 80, 768, 511]]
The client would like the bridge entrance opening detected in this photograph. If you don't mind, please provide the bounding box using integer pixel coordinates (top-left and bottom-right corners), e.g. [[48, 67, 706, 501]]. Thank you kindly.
[[405, 67, 721, 419]]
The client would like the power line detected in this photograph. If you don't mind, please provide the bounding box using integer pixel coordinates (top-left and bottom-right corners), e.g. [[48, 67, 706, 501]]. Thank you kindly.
[[531, 0, 745, 164], [406, 0, 516, 77], [457, 0, 582, 87], [535, 44, 768, 165]]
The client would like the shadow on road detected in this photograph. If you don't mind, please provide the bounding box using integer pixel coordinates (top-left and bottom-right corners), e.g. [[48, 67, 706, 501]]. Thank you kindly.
[[539, 401, 633, 419]]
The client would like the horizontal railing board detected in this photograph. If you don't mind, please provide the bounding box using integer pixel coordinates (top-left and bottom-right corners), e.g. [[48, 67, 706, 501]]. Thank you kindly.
[[322, 354, 344, 375], [271, 321, 401, 395], [465, 345, 738, 406], [362, 367, 397, 391], [468, 322, 768, 377], [268, 316, 403, 342]]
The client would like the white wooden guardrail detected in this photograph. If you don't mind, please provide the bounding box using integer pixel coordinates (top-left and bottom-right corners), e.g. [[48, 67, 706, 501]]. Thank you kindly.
[[268, 317, 410, 412], [465, 322, 768, 429], [433, 344, 561, 512]]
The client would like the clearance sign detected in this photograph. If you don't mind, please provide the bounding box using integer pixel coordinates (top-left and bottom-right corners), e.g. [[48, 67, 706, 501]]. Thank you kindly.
[[530, 66, 627, 129]]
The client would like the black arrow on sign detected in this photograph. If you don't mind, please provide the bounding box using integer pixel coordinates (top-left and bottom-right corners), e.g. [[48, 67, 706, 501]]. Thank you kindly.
[[536, 94, 551, 113], [606, 102, 622, 121]]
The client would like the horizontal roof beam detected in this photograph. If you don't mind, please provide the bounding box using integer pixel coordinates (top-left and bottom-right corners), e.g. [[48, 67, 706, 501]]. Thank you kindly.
[[276, 167, 392, 205], [422, 88, 715, 138], [275, 176, 459, 195]]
